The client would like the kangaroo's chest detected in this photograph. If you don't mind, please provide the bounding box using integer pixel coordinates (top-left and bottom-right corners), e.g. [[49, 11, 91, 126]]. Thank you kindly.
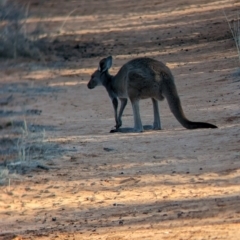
[[112, 76, 128, 98]]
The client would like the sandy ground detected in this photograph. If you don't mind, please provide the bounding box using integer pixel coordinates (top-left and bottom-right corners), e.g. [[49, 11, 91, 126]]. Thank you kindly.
[[0, 0, 240, 239]]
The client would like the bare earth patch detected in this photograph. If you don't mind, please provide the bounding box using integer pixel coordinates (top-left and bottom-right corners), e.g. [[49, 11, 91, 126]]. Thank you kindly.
[[0, 0, 240, 239]]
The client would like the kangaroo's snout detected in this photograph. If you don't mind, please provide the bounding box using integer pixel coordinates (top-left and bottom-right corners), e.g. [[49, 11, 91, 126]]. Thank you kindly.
[[87, 78, 96, 89], [87, 81, 93, 89]]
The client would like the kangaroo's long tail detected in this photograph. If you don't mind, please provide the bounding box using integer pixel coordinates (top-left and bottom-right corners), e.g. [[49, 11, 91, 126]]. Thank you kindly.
[[162, 76, 217, 129]]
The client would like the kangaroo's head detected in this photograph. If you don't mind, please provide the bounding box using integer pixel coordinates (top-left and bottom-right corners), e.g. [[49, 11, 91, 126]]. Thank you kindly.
[[87, 56, 113, 89]]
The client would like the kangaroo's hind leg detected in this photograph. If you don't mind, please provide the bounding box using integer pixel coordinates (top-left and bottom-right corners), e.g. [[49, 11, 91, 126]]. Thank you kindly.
[[151, 98, 161, 130], [130, 98, 144, 132]]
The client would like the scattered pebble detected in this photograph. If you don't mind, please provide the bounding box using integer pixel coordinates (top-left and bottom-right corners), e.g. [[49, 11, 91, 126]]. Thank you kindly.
[[103, 147, 115, 152]]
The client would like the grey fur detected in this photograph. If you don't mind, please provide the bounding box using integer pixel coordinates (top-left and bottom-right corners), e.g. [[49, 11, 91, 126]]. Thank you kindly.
[[87, 56, 217, 132]]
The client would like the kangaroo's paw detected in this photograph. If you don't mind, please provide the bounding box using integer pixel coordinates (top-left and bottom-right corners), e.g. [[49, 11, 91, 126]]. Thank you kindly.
[[115, 120, 122, 129], [110, 128, 119, 133]]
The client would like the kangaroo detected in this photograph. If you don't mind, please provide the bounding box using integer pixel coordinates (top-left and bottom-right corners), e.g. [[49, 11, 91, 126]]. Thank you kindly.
[[87, 56, 217, 133]]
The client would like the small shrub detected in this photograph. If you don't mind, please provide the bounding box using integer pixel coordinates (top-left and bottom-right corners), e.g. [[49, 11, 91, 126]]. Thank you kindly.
[[0, 0, 43, 59], [224, 10, 240, 65]]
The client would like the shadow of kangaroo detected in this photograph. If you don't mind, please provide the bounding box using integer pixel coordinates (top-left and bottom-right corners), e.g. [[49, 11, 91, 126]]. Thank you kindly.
[[87, 56, 217, 133]]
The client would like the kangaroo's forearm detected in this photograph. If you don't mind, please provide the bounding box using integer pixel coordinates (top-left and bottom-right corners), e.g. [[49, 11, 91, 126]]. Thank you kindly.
[[112, 97, 118, 127]]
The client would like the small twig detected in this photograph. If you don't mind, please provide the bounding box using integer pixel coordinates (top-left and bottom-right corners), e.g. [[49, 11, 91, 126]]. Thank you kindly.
[[22, 2, 30, 38], [59, 9, 77, 33]]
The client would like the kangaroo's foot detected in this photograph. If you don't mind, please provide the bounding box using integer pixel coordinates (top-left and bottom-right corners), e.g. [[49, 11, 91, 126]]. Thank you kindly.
[[110, 125, 159, 133], [133, 125, 157, 131], [110, 127, 143, 133], [132, 124, 144, 132], [109, 119, 123, 133], [153, 122, 162, 130], [110, 125, 120, 132], [143, 125, 154, 131], [110, 128, 118, 133], [133, 128, 144, 133], [115, 119, 122, 129]]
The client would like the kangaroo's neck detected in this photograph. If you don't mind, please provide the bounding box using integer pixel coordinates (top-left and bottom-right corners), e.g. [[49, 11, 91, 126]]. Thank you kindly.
[[101, 71, 116, 96], [102, 71, 113, 87], [103, 67, 127, 98]]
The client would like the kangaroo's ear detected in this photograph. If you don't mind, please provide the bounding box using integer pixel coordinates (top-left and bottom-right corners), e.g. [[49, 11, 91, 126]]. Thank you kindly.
[[99, 56, 112, 72]]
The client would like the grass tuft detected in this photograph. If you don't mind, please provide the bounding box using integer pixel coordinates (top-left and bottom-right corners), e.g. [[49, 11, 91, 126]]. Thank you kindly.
[[223, 10, 240, 66], [0, 119, 61, 185], [0, 0, 44, 59]]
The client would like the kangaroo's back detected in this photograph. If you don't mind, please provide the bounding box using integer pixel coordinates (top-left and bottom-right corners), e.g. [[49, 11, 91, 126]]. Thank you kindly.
[[113, 57, 173, 98], [123, 57, 173, 83], [126, 57, 172, 76]]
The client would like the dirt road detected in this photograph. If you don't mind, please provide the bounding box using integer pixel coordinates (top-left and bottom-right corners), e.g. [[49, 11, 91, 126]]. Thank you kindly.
[[0, 0, 240, 239]]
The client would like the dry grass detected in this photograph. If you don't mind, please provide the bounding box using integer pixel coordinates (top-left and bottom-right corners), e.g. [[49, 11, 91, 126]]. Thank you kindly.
[[0, 119, 60, 185], [0, 0, 44, 59], [224, 10, 240, 66]]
